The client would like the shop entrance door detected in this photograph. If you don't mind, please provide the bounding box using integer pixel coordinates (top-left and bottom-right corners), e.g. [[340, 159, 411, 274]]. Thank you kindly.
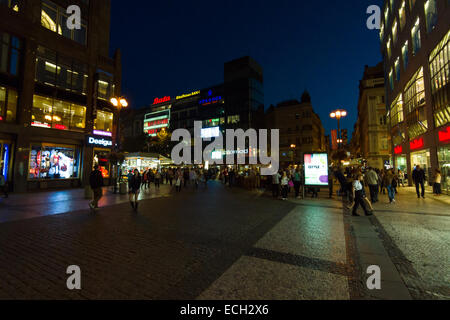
[[411, 149, 431, 185]]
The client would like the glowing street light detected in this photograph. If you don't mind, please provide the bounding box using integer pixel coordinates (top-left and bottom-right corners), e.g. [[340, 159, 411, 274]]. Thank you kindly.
[[330, 109, 347, 149]]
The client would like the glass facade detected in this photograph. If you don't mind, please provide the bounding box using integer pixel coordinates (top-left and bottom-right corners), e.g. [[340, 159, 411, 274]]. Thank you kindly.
[[31, 95, 86, 131], [437, 146, 450, 195], [424, 0, 438, 33], [41, 0, 88, 45], [399, 1, 406, 30], [0, 32, 21, 76], [94, 110, 114, 132], [97, 70, 114, 101], [35, 46, 88, 94], [0, 86, 17, 122], [411, 149, 432, 183], [390, 93, 404, 126], [429, 30, 450, 128], [28, 144, 81, 180], [411, 18, 421, 55], [405, 67, 427, 139], [402, 41, 409, 69]]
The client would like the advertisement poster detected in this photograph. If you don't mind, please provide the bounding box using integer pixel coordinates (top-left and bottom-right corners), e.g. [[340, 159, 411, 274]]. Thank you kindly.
[[304, 153, 328, 186]]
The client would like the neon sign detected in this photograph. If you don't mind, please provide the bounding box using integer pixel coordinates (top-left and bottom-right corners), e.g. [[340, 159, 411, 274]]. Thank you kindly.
[[438, 126, 450, 143], [394, 145, 403, 155], [153, 96, 171, 105], [93, 130, 113, 137], [199, 96, 222, 106], [410, 138, 424, 150], [31, 121, 51, 128], [176, 91, 200, 100], [54, 124, 67, 130]]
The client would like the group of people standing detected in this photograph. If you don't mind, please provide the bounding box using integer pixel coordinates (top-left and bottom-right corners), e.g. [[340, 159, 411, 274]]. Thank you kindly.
[[271, 166, 306, 200]]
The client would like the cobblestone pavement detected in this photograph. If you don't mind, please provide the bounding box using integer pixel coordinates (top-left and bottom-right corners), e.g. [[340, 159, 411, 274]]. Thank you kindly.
[[0, 182, 448, 300]]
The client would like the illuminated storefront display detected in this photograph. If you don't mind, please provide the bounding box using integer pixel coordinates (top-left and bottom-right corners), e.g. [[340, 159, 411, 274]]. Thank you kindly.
[[176, 91, 200, 100], [122, 154, 160, 173], [28, 144, 80, 180], [438, 147, 450, 195], [411, 149, 431, 178], [93, 149, 110, 178], [144, 109, 170, 137], [304, 153, 328, 186]]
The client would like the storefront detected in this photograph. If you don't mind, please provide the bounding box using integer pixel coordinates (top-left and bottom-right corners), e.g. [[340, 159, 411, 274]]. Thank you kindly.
[[122, 153, 160, 174], [437, 146, 449, 195], [93, 148, 111, 178], [395, 155, 407, 172], [86, 133, 113, 184], [28, 143, 82, 188], [410, 148, 432, 184]]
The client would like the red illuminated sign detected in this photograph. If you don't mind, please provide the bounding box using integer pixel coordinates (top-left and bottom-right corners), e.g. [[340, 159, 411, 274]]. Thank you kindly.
[[394, 145, 403, 155], [438, 126, 450, 143], [410, 138, 424, 150], [144, 119, 168, 128], [0, 116, 3, 121], [153, 96, 171, 105], [54, 124, 67, 130]]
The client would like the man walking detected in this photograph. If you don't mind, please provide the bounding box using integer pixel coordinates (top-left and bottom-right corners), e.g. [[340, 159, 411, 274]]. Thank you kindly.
[[89, 165, 104, 210], [412, 165, 426, 199], [364, 167, 379, 203]]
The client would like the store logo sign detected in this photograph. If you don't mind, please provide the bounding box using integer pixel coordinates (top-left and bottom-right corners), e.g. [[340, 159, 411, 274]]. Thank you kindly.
[[87, 136, 113, 147], [410, 138, 424, 150], [394, 145, 403, 155], [176, 91, 200, 100], [199, 96, 222, 106], [438, 127, 450, 143], [93, 130, 113, 137], [153, 96, 171, 105]]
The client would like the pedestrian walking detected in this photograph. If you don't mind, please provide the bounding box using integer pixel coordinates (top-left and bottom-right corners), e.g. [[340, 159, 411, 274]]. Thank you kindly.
[[168, 169, 174, 186], [433, 169, 442, 196], [384, 169, 396, 203], [398, 170, 405, 187], [190, 169, 198, 189], [175, 169, 183, 192], [281, 171, 289, 200], [129, 169, 142, 211], [89, 165, 104, 210], [293, 167, 302, 199], [412, 165, 426, 199], [0, 168, 9, 198], [155, 170, 161, 189], [351, 173, 372, 217], [364, 167, 379, 203]]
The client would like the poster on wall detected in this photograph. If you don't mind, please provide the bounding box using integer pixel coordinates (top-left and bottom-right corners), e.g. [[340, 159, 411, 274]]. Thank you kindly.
[[304, 153, 329, 186]]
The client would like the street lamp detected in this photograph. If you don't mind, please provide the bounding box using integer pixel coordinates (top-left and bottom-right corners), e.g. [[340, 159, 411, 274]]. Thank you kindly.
[[330, 109, 347, 149], [110, 96, 128, 193]]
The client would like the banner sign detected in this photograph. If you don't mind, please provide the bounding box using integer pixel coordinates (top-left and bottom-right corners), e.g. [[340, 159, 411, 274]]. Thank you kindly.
[[304, 153, 329, 186]]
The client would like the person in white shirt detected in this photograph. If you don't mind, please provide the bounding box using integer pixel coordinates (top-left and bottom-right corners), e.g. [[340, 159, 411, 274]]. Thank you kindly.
[[281, 171, 289, 200], [352, 174, 372, 216], [434, 169, 442, 196], [272, 171, 281, 198]]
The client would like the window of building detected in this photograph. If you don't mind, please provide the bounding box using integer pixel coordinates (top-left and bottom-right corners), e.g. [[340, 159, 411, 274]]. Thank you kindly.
[[31, 94, 86, 131], [390, 93, 404, 126], [387, 37, 392, 59], [227, 115, 240, 125], [0, 0, 20, 11], [424, 0, 438, 33], [395, 57, 401, 81], [28, 144, 80, 180], [97, 70, 114, 101], [384, 5, 390, 24], [41, 0, 88, 45], [0, 86, 17, 122], [404, 67, 426, 114], [389, 69, 394, 90], [94, 110, 114, 132], [380, 23, 385, 41], [411, 18, 421, 55], [409, 0, 416, 10], [402, 41, 409, 69], [0, 32, 21, 76], [390, 0, 395, 9], [35, 46, 88, 94], [429, 30, 450, 127], [302, 137, 313, 145], [399, 1, 406, 30], [392, 19, 398, 44]]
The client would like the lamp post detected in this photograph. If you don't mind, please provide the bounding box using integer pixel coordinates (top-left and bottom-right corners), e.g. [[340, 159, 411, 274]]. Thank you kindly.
[[110, 97, 128, 193], [330, 109, 347, 149]]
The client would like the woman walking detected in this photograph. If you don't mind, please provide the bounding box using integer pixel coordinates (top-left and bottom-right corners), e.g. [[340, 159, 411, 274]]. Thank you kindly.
[[281, 171, 289, 200], [129, 169, 142, 211], [433, 169, 442, 196], [351, 173, 372, 216]]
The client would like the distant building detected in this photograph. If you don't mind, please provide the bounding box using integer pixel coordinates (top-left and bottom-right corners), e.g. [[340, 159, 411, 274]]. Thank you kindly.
[[265, 91, 326, 167], [351, 63, 390, 169], [380, 0, 449, 190]]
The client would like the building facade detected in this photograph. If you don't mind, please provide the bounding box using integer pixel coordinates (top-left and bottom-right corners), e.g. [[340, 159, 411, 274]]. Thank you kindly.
[[0, 0, 122, 192], [352, 63, 390, 169], [265, 91, 326, 167], [381, 0, 450, 192]]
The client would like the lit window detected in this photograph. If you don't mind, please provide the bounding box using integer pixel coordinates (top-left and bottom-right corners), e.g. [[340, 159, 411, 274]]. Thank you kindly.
[[402, 41, 409, 69], [392, 19, 398, 44], [0, 86, 17, 123], [389, 69, 394, 90], [380, 23, 385, 41], [395, 57, 401, 81], [94, 110, 114, 132], [387, 37, 392, 59], [399, 1, 406, 30], [424, 0, 438, 33], [390, 93, 404, 126], [411, 18, 421, 55]]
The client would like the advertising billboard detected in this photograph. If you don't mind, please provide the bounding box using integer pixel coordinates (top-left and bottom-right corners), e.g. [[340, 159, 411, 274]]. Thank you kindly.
[[304, 153, 329, 186], [201, 127, 220, 139], [144, 109, 170, 136]]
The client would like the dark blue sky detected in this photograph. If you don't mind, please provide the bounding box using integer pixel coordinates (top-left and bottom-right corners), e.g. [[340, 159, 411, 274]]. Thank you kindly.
[[110, 0, 384, 136]]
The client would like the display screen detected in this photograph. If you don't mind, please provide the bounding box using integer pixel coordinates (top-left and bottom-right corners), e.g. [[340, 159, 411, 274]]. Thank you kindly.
[[94, 150, 110, 178], [304, 153, 328, 186], [201, 127, 220, 139], [29, 145, 80, 180]]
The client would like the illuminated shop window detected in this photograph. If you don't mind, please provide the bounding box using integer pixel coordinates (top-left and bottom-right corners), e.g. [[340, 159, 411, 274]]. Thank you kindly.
[[29, 144, 80, 180], [94, 110, 114, 132], [41, 0, 88, 45], [411, 18, 421, 55], [31, 94, 86, 131], [424, 0, 438, 33], [402, 41, 409, 69], [429, 30, 450, 127], [0, 86, 17, 122]]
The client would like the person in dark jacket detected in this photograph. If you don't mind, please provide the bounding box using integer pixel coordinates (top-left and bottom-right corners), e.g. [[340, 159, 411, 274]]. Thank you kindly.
[[412, 165, 426, 198], [129, 169, 142, 211], [89, 165, 104, 210]]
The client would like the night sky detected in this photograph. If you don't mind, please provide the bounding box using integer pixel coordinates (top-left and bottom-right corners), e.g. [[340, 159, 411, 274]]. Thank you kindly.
[[109, 0, 384, 136]]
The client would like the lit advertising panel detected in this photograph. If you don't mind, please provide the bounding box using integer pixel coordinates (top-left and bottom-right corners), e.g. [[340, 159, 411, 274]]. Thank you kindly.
[[144, 109, 170, 137], [201, 127, 220, 139], [304, 153, 328, 186]]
